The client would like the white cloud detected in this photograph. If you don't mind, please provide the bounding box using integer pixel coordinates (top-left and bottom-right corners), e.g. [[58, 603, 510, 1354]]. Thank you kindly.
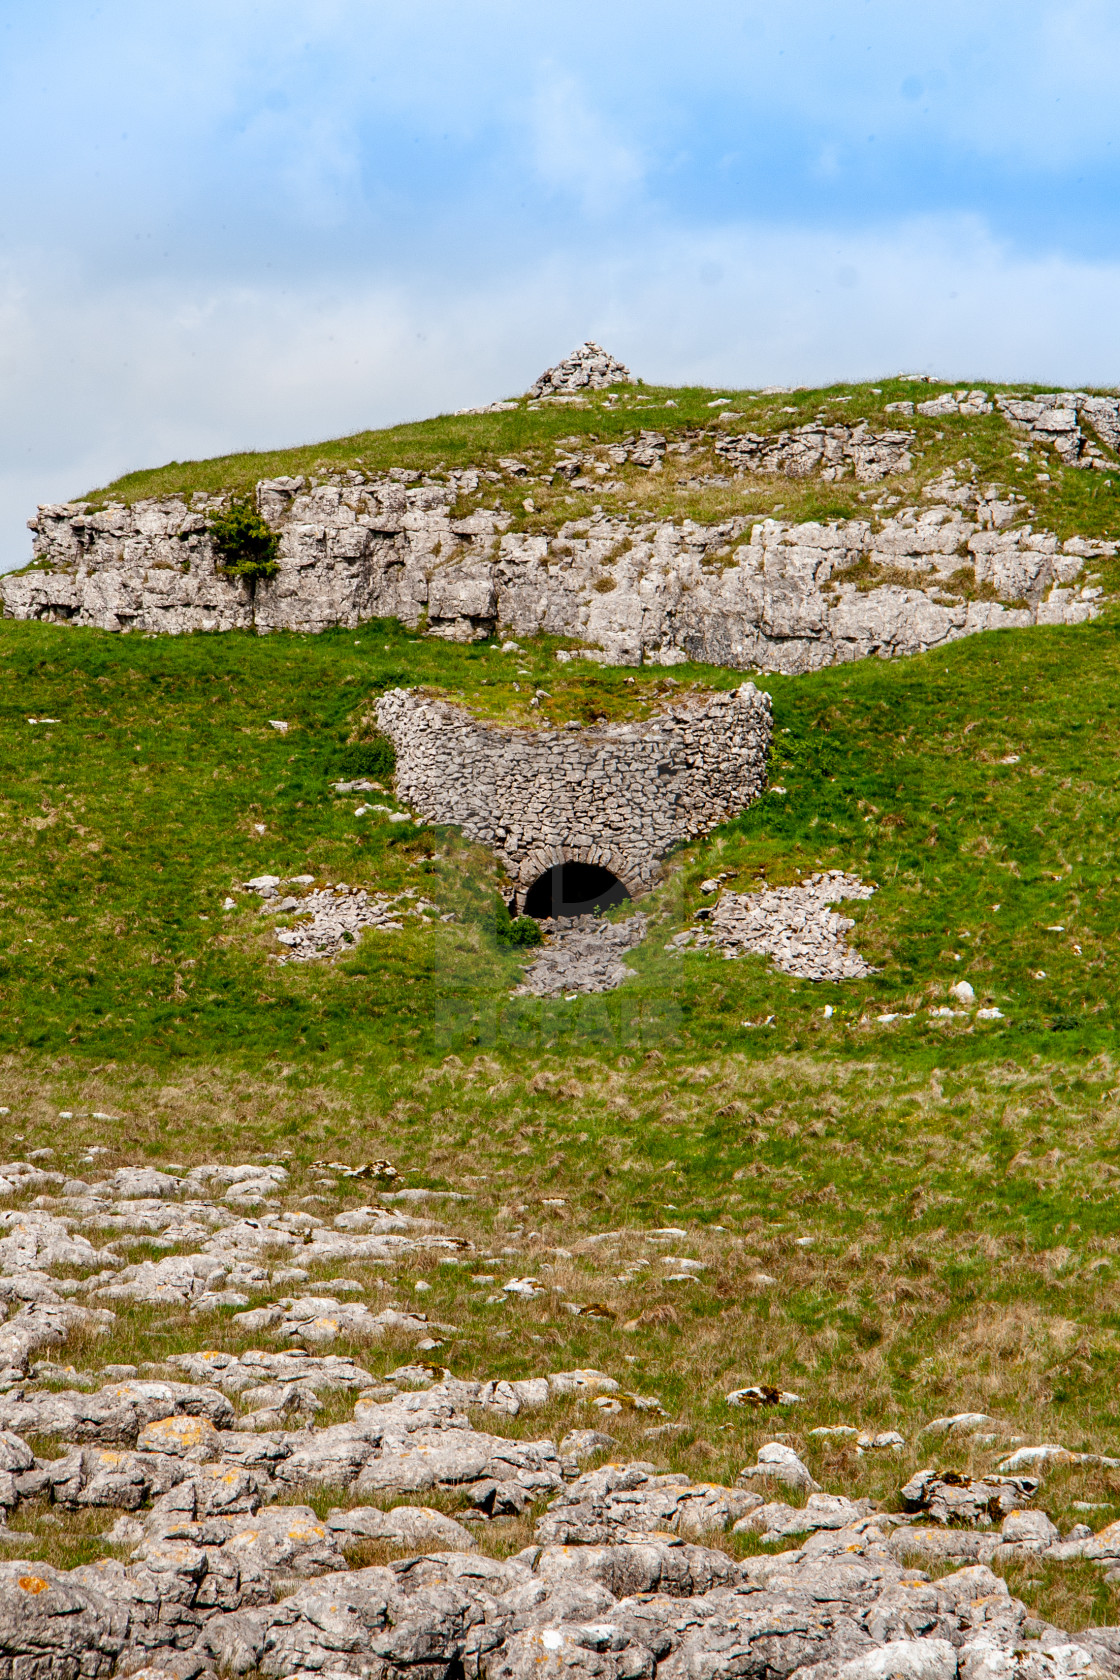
[[526, 72, 645, 216]]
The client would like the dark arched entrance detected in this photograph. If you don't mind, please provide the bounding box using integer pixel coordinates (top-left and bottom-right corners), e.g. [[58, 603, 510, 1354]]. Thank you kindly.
[[523, 861, 631, 920]]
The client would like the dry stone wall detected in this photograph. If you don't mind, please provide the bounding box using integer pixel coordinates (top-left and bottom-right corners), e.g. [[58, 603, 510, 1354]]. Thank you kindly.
[[375, 684, 772, 904], [3, 475, 1107, 673]]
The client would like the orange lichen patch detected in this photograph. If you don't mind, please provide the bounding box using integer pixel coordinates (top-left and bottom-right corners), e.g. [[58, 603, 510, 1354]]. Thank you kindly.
[[136, 1415, 221, 1457]]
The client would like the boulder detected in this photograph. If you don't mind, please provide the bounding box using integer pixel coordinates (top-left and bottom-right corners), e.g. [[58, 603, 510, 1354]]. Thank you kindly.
[[326, 1504, 477, 1551]]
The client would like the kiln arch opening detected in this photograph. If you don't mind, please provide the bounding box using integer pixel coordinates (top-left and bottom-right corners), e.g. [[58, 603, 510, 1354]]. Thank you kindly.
[[523, 861, 631, 920]]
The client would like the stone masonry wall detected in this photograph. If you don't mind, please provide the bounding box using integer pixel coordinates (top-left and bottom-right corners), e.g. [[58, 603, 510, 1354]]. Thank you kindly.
[[375, 683, 772, 904], [2, 468, 1109, 674]]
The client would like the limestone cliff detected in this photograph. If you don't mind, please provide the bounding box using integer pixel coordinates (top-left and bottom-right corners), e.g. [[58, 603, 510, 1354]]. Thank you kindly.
[[2, 473, 1106, 673]]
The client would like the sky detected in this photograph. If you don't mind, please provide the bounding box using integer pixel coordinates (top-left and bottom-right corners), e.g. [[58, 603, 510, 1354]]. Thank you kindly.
[[3, 0, 1120, 570]]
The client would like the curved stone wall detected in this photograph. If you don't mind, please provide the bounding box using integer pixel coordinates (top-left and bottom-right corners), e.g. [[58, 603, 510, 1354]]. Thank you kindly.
[[375, 684, 772, 905]]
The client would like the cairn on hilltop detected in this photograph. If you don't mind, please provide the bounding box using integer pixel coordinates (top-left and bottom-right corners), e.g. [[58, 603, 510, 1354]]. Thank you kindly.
[[529, 341, 636, 397]]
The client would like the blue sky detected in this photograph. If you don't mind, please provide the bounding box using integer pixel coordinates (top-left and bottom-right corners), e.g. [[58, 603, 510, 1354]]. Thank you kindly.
[[4, 0, 1120, 568]]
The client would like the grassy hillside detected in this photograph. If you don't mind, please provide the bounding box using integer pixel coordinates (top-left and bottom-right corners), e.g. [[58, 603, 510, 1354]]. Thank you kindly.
[[6, 389, 1120, 1622], [63, 377, 1120, 562], [2, 612, 1117, 1073], [4, 605, 1120, 1620]]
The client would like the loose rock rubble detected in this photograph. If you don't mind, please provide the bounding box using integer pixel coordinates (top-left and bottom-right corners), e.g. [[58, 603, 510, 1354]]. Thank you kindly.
[[672, 871, 877, 980], [239, 878, 443, 964], [513, 916, 648, 996], [529, 342, 636, 398]]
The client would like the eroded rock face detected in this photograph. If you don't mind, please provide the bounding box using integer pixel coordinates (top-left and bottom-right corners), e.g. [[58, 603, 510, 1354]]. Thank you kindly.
[[2, 484, 1105, 674], [714, 422, 913, 482], [996, 391, 1120, 470]]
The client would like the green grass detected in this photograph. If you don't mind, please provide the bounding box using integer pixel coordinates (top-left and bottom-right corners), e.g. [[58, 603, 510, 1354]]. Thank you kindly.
[[3, 608, 1119, 1072]]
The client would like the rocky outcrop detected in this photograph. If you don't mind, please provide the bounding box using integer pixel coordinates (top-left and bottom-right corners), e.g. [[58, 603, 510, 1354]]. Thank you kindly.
[[375, 683, 771, 904], [5, 1153, 1120, 1680], [2, 477, 1105, 671], [714, 422, 913, 482], [996, 391, 1120, 470], [3, 1518, 1111, 1680]]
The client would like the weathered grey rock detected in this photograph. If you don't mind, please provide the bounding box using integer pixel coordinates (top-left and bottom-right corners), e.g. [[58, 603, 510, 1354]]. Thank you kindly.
[[105, 1168, 185, 1200], [4, 485, 1102, 673], [264, 1298, 453, 1346], [267, 1422, 376, 1488], [900, 1469, 1038, 1527], [0, 1380, 235, 1446], [1081, 1519, 1120, 1561], [2, 1491, 1113, 1680], [200, 1554, 521, 1678], [139, 1504, 346, 1586], [0, 1301, 117, 1384], [919, 1413, 1015, 1443], [46, 1445, 186, 1512], [92, 1255, 266, 1307], [999, 1509, 1060, 1551], [715, 421, 914, 482], [735, 1441, 822, 1492], [995, 390, 1120, 472], [470, 1477, 532, 1516], [559, 1430, 618, 1462], [326, 1503, 478, 1551], [535, 1463, 759, 1543], [734, 1491, 874, 1541], [534, 1537, 739, 1599], [0, 1210, 117, 1275], [997, 1444, 1120, 1472], [888, 1525, 1000, 1566], [0, 1557, 130, 1677]]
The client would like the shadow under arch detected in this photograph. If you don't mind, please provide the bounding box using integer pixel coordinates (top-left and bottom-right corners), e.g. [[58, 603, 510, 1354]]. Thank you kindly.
[[512, 843, 649, 917], [522, 860, 631, 920]]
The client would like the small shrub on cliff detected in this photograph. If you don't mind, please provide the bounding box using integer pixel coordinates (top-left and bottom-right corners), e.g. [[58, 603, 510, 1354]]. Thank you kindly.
[[207, 499, 280, 583]]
